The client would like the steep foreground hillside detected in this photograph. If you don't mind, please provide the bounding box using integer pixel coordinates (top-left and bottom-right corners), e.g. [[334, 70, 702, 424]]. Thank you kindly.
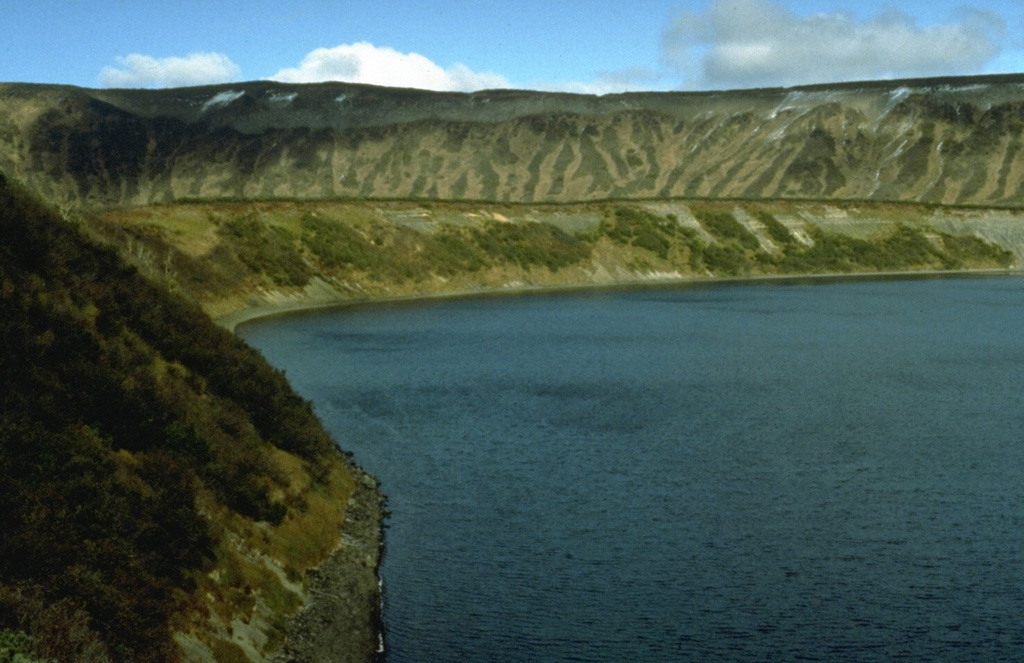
[[7, 75, 1024, 206], [0, 177, 383, 663]]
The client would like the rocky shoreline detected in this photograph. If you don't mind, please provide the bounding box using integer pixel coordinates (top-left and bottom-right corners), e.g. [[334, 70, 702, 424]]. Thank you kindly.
[[274, 468, 386, 663]]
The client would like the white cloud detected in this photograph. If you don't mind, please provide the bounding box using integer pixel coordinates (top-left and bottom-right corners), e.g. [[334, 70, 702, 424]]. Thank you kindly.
[[271, 42, 669, 95], [98, 52, 241, 88], [270, 42, 510, 92], [663, 0, 1004, 89]]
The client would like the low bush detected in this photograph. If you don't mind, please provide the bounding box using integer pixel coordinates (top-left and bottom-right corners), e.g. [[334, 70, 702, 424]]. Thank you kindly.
[[767, 223, 1006, 273], [693, 209, 760, 250], [701, 243, 751, 275], [936, 231, 1014, 268], [218, 216, 310, 287], [753, 210, 794, 244], [471, 221, 591, 271], [600, 207, 689, 259], [425, 230, 488, 274]]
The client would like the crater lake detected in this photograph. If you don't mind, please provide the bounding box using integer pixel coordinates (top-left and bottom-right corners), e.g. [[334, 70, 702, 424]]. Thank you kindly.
[[240, 275, 1024, 663]]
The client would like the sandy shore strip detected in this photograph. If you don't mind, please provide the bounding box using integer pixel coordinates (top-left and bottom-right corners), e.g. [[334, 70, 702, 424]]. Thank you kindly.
[[216, 267, 1023, 333]]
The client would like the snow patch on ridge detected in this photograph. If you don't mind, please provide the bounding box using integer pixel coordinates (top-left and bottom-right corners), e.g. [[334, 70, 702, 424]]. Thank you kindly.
[[202, 90, 245, 111], [267, 91, 298, 105], [888, 87, 913, 106]]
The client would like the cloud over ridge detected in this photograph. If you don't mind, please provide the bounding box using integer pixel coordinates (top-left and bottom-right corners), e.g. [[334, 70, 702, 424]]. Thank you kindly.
[[98, 52, 241, 88], [270, 42, 510, 92], [93, 3, 1007, 95], [663, 0, 1003, 89]]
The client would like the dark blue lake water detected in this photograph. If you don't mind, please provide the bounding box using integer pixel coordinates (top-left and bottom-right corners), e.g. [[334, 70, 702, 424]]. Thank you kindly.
[[240, 275, 1024, 662]]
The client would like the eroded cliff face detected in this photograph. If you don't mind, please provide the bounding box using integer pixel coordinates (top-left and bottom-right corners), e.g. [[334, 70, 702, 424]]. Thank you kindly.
[[5, 75, 1024, 207]]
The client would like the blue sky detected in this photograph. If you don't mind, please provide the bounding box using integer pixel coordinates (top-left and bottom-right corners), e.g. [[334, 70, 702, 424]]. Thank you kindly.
[[2, 0, 1023, 92]]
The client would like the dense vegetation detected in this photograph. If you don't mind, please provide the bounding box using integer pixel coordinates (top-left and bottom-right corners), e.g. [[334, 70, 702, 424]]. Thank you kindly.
[[92, 200, 1017, 318], [0, 176, 350, 662], [597, 205, 1013, 278], [290, 212, 587, 281]]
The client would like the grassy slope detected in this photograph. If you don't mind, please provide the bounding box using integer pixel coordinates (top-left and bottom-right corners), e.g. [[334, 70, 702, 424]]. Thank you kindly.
[[86, 198, 1019, 324], [0, 177, 380, 663]]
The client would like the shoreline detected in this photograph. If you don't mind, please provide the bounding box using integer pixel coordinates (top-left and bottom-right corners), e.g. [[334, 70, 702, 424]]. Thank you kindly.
[[217, 266, 1023, 333], [274, 467, 386, 663]]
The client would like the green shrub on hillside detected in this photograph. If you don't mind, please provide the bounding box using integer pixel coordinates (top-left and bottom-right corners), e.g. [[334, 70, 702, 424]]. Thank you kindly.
[[301, 214, 374, 271], [875, 224, 939, 268], [426, 229, 489, 274], [301, 214, 432, 281], [601, 206, 769, 274], [471, 221, 590, 271], [767, 223, 1006, 273], [936, 231, 1014, 269], [701, 243, 752, 275], [774, 225, 878, 272], [753, 210, 794, 244], [218, 216, 311, 287], [692, 209, 760, 250], [600, 207, 699, 259], [302, 213, 592, 281]]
